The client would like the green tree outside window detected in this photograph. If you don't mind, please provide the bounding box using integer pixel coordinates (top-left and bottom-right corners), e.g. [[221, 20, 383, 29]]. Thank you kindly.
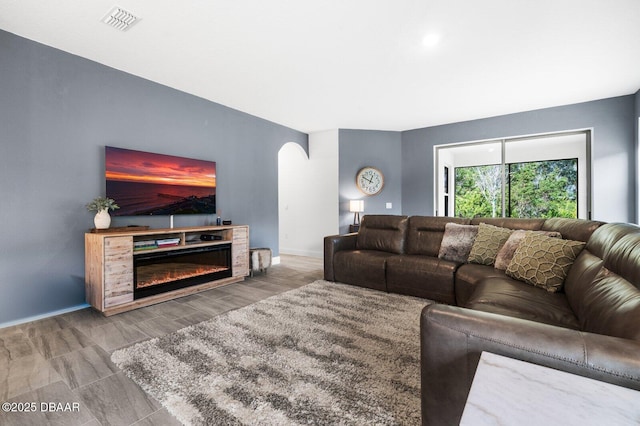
[[454, 159, 577, 218]]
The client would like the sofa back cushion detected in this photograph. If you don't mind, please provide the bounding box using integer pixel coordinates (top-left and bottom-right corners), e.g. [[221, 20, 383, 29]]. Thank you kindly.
[[564, 222, 635, 302], [407, 216, 471, 256], [565, 223, 640, 341], [577, 266, 640, 340], [470, 217, 545, 231], [564, 223, 636, 306], [356, 215, 408, 254], [541, 218, 603, 243]]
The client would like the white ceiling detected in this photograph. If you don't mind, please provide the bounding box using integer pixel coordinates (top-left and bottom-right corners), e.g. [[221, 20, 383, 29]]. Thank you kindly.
[[1, 0, 639, 133]]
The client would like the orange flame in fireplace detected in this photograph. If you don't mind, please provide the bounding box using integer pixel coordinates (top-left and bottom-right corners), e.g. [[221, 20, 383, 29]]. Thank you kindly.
[[136, 264, 229, 289]]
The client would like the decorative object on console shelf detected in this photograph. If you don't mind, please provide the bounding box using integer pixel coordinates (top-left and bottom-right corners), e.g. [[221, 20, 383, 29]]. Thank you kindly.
[[349, 200, 364, 225], [222, 220, 232, 225], [86, 196, 120, 229], [200, 234, 223, 241], [133, 237, 181, 251], [156, 238, 181, 248], [356, 166, 384, 195], [133, 240, 157, 251]]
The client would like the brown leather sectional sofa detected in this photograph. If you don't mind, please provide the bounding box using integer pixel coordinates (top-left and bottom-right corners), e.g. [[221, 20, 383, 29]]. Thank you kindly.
[[324, 215, 640, 425]]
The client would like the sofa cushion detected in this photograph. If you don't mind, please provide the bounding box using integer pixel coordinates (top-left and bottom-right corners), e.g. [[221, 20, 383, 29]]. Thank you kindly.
[[455, 263, 508, 306], [577, 267, 640, 341], [465, 277, 580, 329], [470, 217, 545, 230], [602, 231, 640, 286], [438, 223, 478, 263], [333, 250, 396, 292], [468, 223, 513, 266], [564, 223, 640, 312], [584, 222, 640, 260], [541, 217, 603, 243], [506, 233, 585, 293], [494, 230, 562, 271], [570, 230, 640, 341], [356, 215, 408, 254], [407, 216, 471, 256], [386, 255, 458, 304]]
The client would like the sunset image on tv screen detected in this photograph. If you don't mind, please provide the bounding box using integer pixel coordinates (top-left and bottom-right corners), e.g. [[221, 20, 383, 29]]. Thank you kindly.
[[105, 146, 216, 216]]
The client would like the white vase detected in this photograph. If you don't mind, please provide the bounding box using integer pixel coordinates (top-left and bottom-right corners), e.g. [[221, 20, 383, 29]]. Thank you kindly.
[[94, 209, 111, 229]]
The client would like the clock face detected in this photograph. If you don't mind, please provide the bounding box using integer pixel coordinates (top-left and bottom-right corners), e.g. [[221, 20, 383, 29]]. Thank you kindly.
[[356, 167, 384, 195]]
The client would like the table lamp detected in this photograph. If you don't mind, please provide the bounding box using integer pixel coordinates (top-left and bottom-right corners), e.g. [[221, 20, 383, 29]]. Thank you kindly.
[[349, 200, 364, 225]]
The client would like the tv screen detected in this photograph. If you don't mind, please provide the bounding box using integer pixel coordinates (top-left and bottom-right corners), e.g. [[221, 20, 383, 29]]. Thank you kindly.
[[105, 146, 216, 216]]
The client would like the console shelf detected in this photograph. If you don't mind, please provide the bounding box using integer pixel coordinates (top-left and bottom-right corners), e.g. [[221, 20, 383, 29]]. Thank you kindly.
[[85, 225, 249, 316]]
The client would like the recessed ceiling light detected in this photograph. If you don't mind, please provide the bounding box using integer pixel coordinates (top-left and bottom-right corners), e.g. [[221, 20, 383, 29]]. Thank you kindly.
[[422, 33, 441, 48], [101, 6, 139, 31]]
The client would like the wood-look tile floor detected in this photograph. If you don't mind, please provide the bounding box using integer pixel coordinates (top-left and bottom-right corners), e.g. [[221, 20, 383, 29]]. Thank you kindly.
[[0, 254, 323, 426]]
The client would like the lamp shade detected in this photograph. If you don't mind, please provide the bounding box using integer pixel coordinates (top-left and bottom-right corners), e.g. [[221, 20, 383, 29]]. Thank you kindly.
[[349, 200, 364, 213]]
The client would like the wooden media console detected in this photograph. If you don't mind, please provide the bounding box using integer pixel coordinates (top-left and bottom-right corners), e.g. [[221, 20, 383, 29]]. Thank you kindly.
[[85, 225, 249, 316]]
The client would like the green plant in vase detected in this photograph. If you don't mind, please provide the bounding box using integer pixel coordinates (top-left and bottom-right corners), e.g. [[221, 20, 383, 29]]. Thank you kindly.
[[86, 197, 119, 229]]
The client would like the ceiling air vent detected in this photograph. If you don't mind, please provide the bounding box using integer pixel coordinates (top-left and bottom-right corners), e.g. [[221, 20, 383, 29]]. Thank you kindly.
[[102, 6, 139, 31]]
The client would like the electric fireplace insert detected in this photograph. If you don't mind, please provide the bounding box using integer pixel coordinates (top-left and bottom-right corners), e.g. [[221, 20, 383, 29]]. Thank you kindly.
[[133, 244, 232, 299]]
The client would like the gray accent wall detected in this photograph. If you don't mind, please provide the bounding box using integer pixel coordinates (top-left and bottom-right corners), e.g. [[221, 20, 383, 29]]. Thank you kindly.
[[0, 30, 307, 325], [2, 27, 638, 327], [338, 129, 402, 234], [401, 96, 636, 222], [635, 89, 640, 223]]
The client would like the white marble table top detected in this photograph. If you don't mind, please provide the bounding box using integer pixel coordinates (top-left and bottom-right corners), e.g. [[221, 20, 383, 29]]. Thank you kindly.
[[460, 351, 640, 425]]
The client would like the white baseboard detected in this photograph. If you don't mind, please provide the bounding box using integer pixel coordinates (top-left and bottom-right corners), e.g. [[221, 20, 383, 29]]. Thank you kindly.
[[0, 303, 90, 329], [279, 248, 323, 258]]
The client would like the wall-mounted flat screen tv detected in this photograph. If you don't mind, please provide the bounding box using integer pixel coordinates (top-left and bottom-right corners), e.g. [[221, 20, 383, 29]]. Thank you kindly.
[[105, 146, 216, 216]]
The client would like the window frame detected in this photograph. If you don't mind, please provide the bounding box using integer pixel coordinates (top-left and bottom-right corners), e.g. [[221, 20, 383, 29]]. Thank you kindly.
[[434, 129, 592, 219]]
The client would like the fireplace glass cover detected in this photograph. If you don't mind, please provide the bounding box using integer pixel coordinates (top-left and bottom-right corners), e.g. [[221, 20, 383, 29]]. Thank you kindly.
[[133, 244, 231, 299]]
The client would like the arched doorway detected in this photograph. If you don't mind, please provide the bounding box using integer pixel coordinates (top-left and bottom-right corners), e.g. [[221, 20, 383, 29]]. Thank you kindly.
[[278, 142, 309, 255], [278, 135, 339, 258]]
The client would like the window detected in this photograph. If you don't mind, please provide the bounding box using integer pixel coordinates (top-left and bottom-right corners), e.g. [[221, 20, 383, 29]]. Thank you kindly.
[[454, 164, 502, 218], [436, 131, 590, 219], [455, 159, 578, 218]]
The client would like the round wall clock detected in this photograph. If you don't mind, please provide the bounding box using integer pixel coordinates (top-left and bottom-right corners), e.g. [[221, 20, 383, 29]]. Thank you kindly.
[[356, 166, 384, 195]]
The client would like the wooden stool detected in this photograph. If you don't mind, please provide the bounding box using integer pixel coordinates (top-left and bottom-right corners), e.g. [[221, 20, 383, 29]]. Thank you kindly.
[[250, 248, 272, 276]]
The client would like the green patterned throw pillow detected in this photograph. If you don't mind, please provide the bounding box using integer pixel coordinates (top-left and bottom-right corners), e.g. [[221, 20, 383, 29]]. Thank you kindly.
[[506, 233, 585, 293], [467, 223, 513, 266], [494, 230, 562, 270]]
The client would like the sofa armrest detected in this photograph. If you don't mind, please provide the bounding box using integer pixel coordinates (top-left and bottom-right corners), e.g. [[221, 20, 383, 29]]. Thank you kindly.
[[420, 304, 640, 426], [323, 233, 357, 281]]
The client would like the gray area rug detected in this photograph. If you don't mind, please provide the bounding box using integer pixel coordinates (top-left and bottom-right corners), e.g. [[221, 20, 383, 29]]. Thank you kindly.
[[111, 280, 431, 425]]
